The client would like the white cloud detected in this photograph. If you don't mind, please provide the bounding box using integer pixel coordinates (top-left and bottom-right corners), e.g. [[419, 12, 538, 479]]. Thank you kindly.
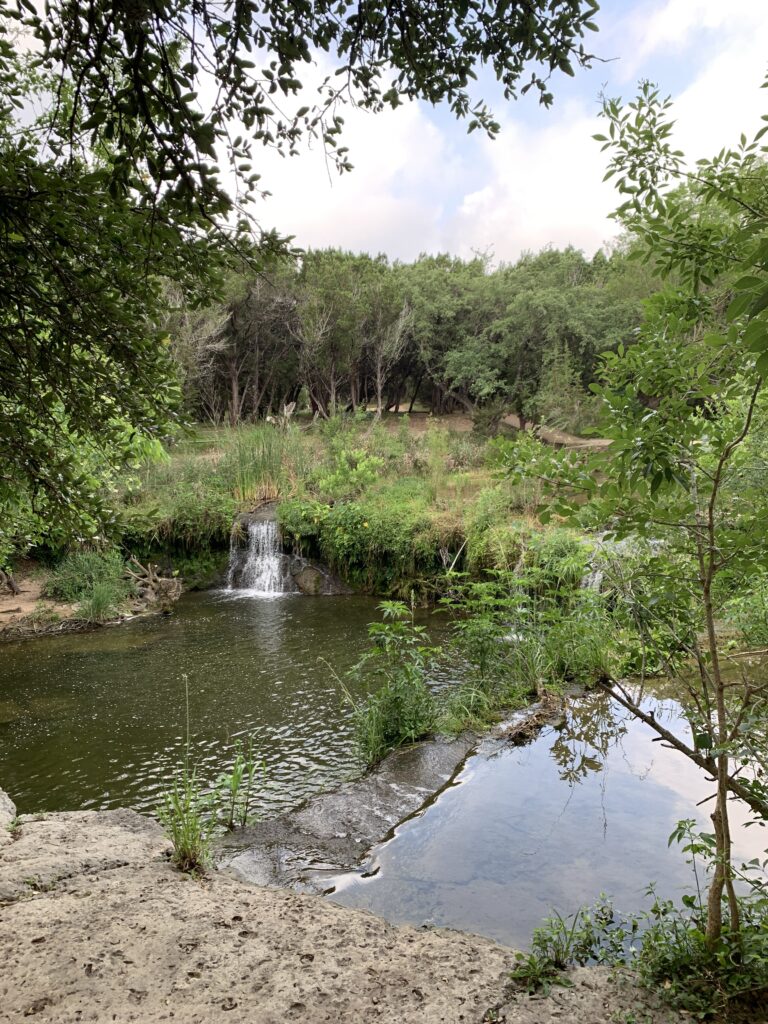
[[252, 95, 462, 260], [444, 100, 616, 262], [238, 3, 768, 262], [621, 0, 767, 79]]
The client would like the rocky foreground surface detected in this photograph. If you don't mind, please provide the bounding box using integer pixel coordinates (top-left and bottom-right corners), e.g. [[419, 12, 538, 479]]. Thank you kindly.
[[0, 790, 681, 1023]]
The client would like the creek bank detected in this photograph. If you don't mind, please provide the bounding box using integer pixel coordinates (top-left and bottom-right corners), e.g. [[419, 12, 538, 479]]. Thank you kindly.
[[0, 561, 184, 644], [0, 786, 682, 1024]]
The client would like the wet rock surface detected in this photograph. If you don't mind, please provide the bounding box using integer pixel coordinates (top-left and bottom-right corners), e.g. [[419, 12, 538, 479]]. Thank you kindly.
[[219, 733, 477, 891], [289, 557, 353, 595]]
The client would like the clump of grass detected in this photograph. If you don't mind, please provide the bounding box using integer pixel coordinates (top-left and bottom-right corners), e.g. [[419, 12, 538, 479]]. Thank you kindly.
[[76, 579, 128, 623], [158, 676, 264, 872], [218, 425, 290, 502], [45, 549, 129, 602], [45, 549, 133, 622], [212, 736, 263, 830], [158, 767, 217, 873]]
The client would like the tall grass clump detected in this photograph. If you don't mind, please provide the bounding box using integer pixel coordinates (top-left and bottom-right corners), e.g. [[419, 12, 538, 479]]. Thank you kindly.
[[45, 549, 133, 621], [45, 548, 128, 601], [212, 736, 263, 830], [218, 425, 293, 502], [158, 766, 217, 873], [158, 676, 263, 873], [344, 601, 438, 764]]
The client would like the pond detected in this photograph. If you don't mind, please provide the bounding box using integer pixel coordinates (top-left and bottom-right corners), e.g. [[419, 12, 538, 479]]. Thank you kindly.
[[327, 691, 767, 948], [0, 592, 387, 815], [1, 590, 765, 950]]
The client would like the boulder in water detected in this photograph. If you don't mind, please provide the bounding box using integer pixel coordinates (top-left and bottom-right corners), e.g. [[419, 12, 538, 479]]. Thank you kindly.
[[289, 558, 353, 596]]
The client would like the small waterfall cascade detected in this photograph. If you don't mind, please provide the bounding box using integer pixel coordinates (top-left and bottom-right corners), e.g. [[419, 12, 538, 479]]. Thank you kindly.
[[226, 519, 297, 596]]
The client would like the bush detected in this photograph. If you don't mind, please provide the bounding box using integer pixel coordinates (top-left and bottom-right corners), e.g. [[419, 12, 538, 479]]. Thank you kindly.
[[345, 602, 438, 763], [45, 548, 128, 602], [314, 448, 385, 500], [45, 549, 133, 620]]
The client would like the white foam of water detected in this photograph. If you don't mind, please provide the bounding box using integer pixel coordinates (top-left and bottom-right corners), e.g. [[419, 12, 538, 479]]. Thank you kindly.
[[227, 520, 294, 596]]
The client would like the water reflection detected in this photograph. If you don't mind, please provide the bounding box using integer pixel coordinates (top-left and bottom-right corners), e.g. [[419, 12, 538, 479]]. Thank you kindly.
[[549, 691, 628, 785], [328, 691, 767, 948]]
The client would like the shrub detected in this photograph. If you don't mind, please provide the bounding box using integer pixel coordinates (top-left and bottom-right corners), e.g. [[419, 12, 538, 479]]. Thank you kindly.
[[510, 895, 630, 995], [45, 548, 128, 602], [345, 602, 438, 764], [314, 448, 385, 500]]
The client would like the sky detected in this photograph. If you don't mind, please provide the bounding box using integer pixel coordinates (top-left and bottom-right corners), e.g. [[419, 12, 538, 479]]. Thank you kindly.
[[249, 0, 768, 264]]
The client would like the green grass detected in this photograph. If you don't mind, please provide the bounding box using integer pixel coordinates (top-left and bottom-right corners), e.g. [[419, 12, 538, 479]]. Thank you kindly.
[[112, 418, 595, 598], [44, 549, 134, 621]]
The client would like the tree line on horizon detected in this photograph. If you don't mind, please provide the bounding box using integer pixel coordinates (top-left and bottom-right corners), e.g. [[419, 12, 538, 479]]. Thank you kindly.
[[167, 242, 660, 435]]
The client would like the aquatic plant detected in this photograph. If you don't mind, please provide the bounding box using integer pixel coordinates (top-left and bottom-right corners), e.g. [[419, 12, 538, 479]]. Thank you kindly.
[[212, 735, 263, 830]]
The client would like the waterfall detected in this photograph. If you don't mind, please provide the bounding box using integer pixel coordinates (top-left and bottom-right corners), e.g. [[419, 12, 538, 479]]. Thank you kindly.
[[226, 519, 297, 596]]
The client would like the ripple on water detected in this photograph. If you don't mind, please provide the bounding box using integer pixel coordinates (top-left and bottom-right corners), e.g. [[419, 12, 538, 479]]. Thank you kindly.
[[0, 592, 387, 814]]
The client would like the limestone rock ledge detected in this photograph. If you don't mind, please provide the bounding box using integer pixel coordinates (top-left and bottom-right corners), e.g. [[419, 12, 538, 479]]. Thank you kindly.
[[0, 797, 514, 1023]]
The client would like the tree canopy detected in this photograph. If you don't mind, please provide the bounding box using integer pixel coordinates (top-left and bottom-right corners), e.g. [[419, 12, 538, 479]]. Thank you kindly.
[[0, 0, 601, 563]]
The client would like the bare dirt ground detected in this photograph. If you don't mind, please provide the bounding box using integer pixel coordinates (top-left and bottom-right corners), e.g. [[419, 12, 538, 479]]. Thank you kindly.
[[377, 410, 611, 450], [0, 564, 78, 632], [0, 793, 686, 1024]]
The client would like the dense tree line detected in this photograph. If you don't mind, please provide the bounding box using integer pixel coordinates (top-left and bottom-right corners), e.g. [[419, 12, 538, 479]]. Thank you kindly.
[[167, 244, 660, 432]]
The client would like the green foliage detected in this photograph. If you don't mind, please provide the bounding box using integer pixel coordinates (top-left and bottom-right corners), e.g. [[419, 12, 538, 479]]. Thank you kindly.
[[158, 767, 217, 874], [725, 574, 768, 648], [44, 549, 133, 621], [280, 494, 452, 596], [75, 580, 127, 623], [512, 822, 768, 1017], [211, 737, 263, 831], [3, 0, 601, 240], [510, 895, 630, 995], [315, 449, 385, 500], [632, 821, 768, 1020], [44, 549, 127, 602], [345, 602, 438, 764]]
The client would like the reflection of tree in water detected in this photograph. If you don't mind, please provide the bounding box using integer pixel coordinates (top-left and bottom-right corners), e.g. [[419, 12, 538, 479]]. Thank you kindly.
[[549, 692, 629, 786]]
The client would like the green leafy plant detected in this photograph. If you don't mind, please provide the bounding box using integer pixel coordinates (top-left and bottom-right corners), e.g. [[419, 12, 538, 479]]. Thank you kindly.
[[212, 736, 263, 830], [315, 448, 384, 500], [157, 766, 217, 874], [44, 549, 130, 603], [510, 895, 631, 995], [344, 601, 438, 764]]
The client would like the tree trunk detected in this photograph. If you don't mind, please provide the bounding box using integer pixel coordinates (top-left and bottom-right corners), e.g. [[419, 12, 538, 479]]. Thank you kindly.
[[408, 373, 423, 413]]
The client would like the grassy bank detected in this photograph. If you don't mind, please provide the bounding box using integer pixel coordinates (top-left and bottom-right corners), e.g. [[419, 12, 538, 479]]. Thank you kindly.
[[114, 414, 563, 596]]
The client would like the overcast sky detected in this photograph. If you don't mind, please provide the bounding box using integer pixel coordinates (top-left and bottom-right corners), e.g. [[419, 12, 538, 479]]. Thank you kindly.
[[248, 0, 768, 264]]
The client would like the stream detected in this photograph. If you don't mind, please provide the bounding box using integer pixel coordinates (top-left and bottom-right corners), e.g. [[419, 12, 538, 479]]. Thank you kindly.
[[1, 588, 765, 948]]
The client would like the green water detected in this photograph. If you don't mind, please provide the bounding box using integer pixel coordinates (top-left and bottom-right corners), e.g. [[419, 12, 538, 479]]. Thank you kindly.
[[0, 592, 389, 815]]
